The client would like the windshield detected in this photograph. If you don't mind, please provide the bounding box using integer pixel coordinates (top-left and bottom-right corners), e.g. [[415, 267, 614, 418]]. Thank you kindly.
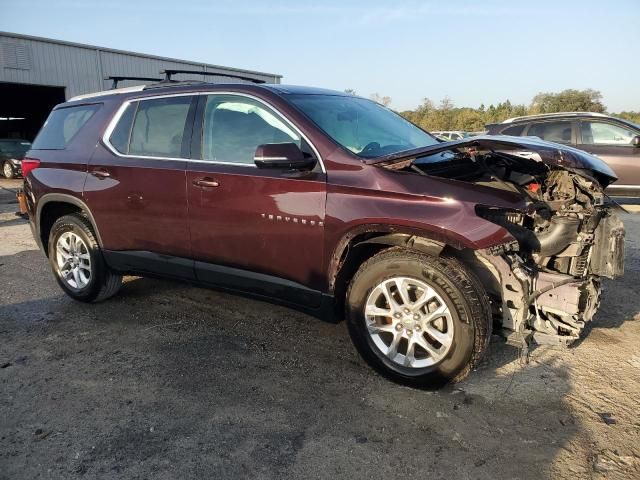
[[288, 94, 438, 158], [0, 139, 31, 155]]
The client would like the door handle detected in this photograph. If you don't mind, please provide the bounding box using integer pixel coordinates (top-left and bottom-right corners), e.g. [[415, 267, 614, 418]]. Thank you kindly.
[[193, 177, 220, 188], [90, 168, 111, 179]]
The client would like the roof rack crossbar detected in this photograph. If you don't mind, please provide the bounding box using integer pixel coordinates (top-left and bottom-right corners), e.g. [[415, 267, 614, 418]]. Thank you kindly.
[[105, 75, 163, 89], [160, 69, 266, 84]]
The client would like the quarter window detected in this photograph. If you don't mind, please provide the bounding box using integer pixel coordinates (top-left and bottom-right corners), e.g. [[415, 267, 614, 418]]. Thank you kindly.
[[201, 95, 301, 164], [32, 104, 100, 150], [527, 121, 573, 143], [581, 121, 637, 145], [128, 96, 192, 158], [108, 103, 136, 154]]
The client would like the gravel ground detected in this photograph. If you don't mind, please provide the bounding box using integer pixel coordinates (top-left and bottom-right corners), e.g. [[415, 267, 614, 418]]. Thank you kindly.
[[1, 178, 639, 480]]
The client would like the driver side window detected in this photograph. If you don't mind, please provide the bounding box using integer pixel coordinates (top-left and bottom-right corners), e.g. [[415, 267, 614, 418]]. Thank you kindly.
[[201, 95, 301, 164], [580, 121, 637, 146]]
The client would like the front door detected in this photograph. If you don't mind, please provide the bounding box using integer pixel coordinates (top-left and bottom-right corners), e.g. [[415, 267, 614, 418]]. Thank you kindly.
[[186, 94, 326, 305], [85, 95, 196, 278], [578, 120, 640, 187]]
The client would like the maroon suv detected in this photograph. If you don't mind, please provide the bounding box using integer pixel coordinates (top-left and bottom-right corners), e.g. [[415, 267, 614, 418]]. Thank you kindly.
[[23, 81, 625, 387]]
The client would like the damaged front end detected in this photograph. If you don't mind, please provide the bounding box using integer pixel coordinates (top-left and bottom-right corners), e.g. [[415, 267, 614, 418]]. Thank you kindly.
[[474, 173, 624, 345], [377, 136, 625, 346]]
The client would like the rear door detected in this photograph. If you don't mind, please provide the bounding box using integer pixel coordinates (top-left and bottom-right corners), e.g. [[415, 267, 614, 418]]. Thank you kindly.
[[578, 120, 640, 187], [186, 93, 326, 305], [84, 94, 197, 278]]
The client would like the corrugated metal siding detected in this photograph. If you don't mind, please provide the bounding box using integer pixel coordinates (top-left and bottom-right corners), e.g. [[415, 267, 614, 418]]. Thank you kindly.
[[0, 32, 281, 99]]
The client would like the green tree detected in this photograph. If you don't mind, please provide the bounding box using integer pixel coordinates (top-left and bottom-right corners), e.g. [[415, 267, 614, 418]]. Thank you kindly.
[[613, 111, 640, 124], [397, 88, 631, 133], [370, 92, 392, 107], [453, 108, 485, 131], [530, 89, 605, 113]]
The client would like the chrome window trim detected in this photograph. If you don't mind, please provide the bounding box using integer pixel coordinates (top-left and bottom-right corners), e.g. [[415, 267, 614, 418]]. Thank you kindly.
[[70, 85, 146, 102], [101, 91, 326, 173]]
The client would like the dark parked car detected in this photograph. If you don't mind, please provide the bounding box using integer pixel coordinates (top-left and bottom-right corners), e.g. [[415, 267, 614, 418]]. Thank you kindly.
[[23, 82, 624, 387], [486, 112, 640, 196], [0, 138, 31, 178]]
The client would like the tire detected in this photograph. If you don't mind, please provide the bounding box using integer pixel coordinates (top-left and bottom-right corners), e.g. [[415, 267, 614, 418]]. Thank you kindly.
[[345, 248, 491, 388], [2, 161, 15, 179], [48, 214, 122, 302]]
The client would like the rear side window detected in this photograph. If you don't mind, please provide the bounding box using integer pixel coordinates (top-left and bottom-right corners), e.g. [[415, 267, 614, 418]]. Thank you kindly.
[[527, 121, 573, 143], [32, 104, 100, 149], [129, 97, 192, 158], [501, 124, 525, 136]]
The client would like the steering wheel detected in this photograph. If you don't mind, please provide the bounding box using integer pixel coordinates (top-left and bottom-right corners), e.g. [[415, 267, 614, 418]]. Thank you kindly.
[[361, 142, 381, 155]]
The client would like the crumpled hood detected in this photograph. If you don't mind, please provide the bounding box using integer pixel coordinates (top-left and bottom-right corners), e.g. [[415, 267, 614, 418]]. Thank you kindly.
[[367, 135, 618, 186]]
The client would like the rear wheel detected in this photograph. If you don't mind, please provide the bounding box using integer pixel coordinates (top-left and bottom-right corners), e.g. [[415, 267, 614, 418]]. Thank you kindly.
[[48, 214, 122, 302], [345, 248, 491, 388], [2, 161, 15, 179]]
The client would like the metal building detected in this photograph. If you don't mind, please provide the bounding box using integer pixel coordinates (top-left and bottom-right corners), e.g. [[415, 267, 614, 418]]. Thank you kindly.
[[0, 31, 281, 140]]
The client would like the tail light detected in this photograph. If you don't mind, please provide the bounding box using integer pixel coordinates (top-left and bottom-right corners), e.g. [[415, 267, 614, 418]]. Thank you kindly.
[[21, 158, 40, 177]]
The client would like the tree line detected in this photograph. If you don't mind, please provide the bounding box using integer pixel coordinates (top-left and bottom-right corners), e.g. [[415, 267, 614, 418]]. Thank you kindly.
[[357, 89, 640, 132]]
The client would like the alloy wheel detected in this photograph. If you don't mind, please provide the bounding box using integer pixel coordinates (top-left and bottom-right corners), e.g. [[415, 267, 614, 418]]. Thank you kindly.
[[55, 232, 92, 289], [365, 276, 454, 368]]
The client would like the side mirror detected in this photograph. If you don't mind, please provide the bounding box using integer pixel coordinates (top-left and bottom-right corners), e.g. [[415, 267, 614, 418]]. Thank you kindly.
[[254, 143, 316, 170], [632, 135, 640, 147]]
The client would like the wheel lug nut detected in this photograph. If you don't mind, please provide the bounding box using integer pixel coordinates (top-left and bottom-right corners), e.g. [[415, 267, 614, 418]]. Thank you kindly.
[[403, 308, 410, 314], [407, 330, 413, 336], [394, 313, 402, 319], [395, 324, 403, 331], [415, 325, 421, 332], [413, 313, 420, 320]]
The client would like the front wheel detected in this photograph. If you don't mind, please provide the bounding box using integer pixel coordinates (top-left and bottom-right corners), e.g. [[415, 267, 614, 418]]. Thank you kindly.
[[48, 214, 122, 302], [345, 248, 491, 388], [3, 161, 15, 179]]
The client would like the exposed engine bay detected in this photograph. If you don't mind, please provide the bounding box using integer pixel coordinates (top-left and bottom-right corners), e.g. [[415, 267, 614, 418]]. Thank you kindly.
[[385, 140, 625, 346]]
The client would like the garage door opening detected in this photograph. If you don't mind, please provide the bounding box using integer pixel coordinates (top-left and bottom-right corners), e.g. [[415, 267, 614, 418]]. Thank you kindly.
[[0, 82, 66, 141]]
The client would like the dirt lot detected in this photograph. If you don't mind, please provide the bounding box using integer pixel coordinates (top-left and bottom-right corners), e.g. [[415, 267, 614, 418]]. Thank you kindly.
[[1, 177, 638, 480]]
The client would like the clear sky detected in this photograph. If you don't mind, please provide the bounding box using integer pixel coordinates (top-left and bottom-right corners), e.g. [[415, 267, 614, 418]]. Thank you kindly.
[[1, 0, 638, 112]]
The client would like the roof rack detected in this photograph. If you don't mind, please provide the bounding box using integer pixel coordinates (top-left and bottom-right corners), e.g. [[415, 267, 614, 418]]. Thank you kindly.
[[502, 112, 608, 124], [142, 80, 208, 91], [105, 75, 163, 89], [160, 69, 266, 84]]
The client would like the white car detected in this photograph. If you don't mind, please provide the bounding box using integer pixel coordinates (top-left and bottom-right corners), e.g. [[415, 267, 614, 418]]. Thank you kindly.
[[431, 131, 472, 141]]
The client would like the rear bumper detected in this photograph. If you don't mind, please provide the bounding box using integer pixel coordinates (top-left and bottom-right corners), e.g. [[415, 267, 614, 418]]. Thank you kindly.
[[23, 180, 43, 252]]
